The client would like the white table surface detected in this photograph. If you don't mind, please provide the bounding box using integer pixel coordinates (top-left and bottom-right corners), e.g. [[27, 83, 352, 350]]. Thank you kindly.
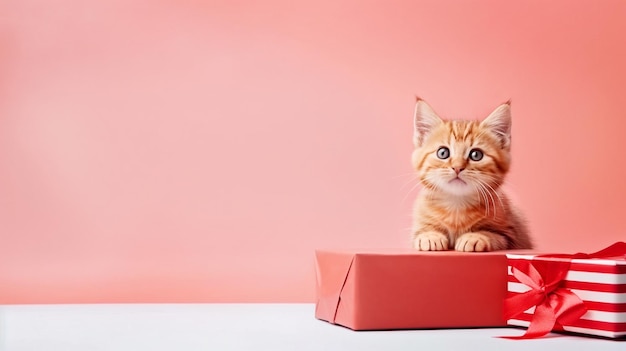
[[0, 303, 623, 351]]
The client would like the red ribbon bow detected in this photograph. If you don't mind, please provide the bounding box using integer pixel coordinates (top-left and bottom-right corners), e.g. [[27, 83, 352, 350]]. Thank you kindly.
[[502, 242, 626, 339]]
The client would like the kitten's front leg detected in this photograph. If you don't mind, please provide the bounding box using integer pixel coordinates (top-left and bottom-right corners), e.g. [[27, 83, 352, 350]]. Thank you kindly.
[[455, 231, 508, 252], [413, 231, 449, 251]]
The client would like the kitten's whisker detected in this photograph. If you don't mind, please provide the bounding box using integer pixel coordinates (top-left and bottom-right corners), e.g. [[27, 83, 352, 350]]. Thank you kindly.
[[424, 175, 441, 191], [483, 181, 505, 209], [399, 176, 420, 191], [401, 183, 421, 204], [472, 174, 506, 192], [400, 177, 426, 205], [392, 172, 420, 179], [477, 183, 492, 217], [476, 180, 496, 217], [474, 183, 490, 217]]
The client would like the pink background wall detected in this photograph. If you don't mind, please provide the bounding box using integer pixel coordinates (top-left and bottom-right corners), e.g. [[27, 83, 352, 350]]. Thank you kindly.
[[1, 0, 625, 303]]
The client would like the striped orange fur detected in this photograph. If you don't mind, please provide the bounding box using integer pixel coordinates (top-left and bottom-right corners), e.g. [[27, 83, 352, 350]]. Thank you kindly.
[[411, 98, 533, 251]]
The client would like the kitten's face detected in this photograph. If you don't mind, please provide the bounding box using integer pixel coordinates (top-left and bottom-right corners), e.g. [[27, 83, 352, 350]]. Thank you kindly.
[[412, 100, 512, 197]]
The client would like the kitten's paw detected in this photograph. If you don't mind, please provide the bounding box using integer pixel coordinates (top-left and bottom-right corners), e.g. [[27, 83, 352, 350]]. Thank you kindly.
[[413, 231, 449, 251], [455, 232, 492, 252]]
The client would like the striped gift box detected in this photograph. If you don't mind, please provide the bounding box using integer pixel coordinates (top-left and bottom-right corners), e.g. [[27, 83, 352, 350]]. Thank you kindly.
[[506, 253, 626, 338]]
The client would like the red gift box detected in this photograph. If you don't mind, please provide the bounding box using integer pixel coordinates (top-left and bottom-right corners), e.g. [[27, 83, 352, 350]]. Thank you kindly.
[[505, 243, 626, 339], [315, 249, 515, 330]]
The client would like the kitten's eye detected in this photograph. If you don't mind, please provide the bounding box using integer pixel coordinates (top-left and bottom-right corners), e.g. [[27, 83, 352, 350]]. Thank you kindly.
[[436, 147, 450, 159], [469, 149, 484, 161]]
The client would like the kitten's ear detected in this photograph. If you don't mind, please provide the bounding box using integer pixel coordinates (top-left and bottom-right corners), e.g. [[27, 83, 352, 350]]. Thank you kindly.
[[413, 97, 443, 147], [481, 101, 512, 149]]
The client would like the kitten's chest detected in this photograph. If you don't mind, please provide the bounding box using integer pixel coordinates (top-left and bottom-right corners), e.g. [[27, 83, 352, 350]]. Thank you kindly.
[[425, 198, 493, 235], [415, 192, 501, 234], [438, 207, 485, 234]]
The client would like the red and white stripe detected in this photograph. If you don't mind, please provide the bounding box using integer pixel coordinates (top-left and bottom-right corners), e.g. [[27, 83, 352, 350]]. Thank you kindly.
[[506, 254, 626, 339]]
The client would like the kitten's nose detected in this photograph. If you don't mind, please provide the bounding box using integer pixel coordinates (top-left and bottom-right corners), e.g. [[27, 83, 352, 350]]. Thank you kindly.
[[452, 167, 465, 175]]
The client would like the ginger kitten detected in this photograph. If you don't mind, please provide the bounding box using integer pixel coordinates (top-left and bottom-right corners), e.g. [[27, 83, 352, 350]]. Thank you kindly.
[[411, 98, 533, 251]]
